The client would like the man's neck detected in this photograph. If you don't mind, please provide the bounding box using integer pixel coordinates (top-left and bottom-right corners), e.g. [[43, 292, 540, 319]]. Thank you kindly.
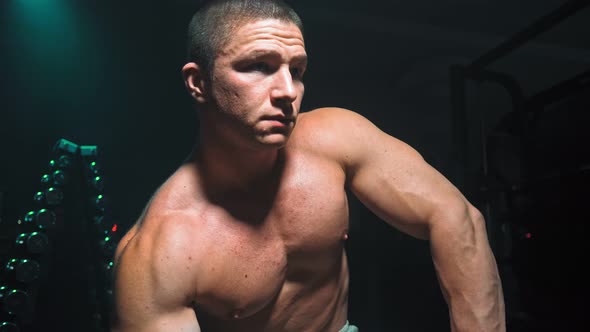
[[193, 131, 283, 196]]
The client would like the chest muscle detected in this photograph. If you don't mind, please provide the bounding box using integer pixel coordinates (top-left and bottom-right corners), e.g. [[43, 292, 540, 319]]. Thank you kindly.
[[196, 153, 348, 320]]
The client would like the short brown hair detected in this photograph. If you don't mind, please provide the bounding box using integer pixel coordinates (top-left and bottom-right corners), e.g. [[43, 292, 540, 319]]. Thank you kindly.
[[186, 0, 304, 75]]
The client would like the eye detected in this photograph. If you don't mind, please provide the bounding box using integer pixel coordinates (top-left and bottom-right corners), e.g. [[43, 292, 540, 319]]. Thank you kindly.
[[290, 66, 305, 80], [248, 62, 272, 73]]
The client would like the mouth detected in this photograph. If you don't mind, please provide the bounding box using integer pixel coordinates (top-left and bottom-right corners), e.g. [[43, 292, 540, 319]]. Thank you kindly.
[[261, 115, 295, 126], [263, 120, 292, 129]]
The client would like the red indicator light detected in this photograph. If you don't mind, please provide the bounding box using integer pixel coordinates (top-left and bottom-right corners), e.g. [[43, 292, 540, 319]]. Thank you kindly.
[[112, 224, 118, 232], [525, 232, 532, 239]]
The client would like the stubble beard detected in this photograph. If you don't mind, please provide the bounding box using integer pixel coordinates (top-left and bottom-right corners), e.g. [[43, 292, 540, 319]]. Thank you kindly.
[[252, 125, 293, 149], [211, 111, 294, 152]]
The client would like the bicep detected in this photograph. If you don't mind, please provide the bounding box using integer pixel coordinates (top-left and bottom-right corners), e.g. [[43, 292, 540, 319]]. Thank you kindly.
[[339, 110, 467, 239]]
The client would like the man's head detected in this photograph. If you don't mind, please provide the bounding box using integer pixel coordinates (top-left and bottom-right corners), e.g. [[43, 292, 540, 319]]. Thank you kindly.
[[186, 0, 303, 77], [182, 0, 307, 149]]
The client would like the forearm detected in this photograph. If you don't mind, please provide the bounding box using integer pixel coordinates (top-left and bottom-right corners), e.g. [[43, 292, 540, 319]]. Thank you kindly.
[[429, 205, 505, 332]]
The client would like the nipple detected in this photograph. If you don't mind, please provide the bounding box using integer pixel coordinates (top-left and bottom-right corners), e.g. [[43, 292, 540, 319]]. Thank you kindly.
[[232, 309, 244, 319]]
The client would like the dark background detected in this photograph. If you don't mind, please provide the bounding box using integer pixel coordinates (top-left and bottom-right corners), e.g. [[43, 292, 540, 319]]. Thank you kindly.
[[1, 0, 589, 331]]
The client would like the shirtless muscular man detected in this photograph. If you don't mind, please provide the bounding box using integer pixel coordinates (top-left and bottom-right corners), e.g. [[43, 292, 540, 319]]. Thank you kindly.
[[111, 1, 505, 331]]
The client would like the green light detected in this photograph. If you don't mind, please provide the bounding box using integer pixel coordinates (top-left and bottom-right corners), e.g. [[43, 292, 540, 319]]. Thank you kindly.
[[36, 209, 57, 229], [24, 211, 35, 223], [53, 170, 67, 185], [5, 0, 106, 108], [41, 174, 51, 184], [104, 236, 110, 242], [34, 191, 44, 203], [92, 176, 104, 191], [89, 161, 100, 175], [8, 0, 79, 80]]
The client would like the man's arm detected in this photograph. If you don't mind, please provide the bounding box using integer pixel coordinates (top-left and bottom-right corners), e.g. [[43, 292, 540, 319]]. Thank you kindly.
[[320, 107, 505, 331], [111, 217, 202, 332]]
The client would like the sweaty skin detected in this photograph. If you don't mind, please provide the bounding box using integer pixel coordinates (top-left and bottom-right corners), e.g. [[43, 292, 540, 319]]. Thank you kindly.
[[112, 19, 505, 332]]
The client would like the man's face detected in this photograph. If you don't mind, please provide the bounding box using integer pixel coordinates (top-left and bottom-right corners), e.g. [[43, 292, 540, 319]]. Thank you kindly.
[[206, 19, 307, 148]]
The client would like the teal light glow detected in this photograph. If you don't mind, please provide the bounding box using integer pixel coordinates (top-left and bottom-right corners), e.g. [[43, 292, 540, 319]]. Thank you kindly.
[[7, 0, 79, 77], [3, 0, 105, 105]]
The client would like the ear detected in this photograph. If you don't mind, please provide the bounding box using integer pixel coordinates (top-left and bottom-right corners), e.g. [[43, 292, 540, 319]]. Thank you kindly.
[[182, 62, 208, 103]]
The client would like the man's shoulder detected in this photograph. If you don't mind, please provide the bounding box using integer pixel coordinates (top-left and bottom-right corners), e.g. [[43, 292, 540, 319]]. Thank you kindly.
[[116, 164, 209, 272], [295, 107, 377, 138], [114, 209, 208, 294], [298, 107, 361, 124], [290, 107, 377, 158], [119, 209, 205, 262], [111, 210, 205, 328]]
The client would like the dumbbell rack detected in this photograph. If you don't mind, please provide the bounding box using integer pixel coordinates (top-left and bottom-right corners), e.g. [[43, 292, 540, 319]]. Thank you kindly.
[[0, 139, 119, 332]]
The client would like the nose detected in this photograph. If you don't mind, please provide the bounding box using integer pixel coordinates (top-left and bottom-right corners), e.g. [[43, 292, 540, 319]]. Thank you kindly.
[[270, 66, 298, 105]]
